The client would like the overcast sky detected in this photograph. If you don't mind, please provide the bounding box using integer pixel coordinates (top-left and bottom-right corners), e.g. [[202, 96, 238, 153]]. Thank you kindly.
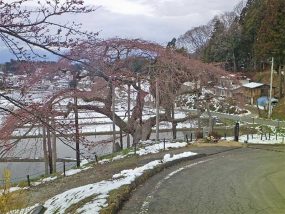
[[0, 0, 242, 63], [81, 0, 242, 45]]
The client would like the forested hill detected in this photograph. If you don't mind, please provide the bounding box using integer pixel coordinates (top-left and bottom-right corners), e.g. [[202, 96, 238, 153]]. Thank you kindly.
[[178, 0, 285, 72]]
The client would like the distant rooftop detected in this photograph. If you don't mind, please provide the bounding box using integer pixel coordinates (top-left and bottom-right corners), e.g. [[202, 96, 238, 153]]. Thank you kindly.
[[243, 82, 264, 89]]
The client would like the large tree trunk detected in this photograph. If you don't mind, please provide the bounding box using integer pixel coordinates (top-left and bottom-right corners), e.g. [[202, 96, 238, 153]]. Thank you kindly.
[[132, 120, 142, 146], [132, 119, 152, 145], [142, 120, 152, 140]]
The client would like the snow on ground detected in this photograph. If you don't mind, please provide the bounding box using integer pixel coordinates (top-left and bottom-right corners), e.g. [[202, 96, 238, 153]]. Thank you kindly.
[[0, 186, 28, 196], [136, 142, 187, 156], [99, 141, 188, 163], [82, 118, 197, 133], [8, 204, 40, 214], [2, 141, 187, 197], [224, 134, 285, 144], [41, 151, 197, 214], [6, 109, 198, 137], [98, 154, 130, 164], [61, 159, 91, 177], [32, 176, 58, 186], [64, 166, 92, 177], [237, 134, 285, 144]]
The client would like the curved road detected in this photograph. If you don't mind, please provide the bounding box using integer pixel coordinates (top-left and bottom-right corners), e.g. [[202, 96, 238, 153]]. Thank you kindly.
[[120, 147, 285, 214]]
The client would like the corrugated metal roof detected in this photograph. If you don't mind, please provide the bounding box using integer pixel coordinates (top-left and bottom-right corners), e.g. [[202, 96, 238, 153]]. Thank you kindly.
[[243, 82, 264, 89]]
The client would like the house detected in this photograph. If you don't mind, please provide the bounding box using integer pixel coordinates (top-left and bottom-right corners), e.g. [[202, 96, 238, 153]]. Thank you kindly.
[[4, 74, 27, 88], [242, 82, 275, 105], [213, 74, 249, 98]]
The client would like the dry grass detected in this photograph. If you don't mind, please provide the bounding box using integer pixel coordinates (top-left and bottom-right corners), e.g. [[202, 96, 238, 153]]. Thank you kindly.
[[253, 71, 280, 89], [272, 97, 285, 120], [191, 140, 243, 148]]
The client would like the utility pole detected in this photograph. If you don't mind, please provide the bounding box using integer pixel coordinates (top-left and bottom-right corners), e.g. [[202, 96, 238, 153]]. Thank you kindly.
[[42, 125, 48, 176], [155, 78, 159, 142], [49, 104, 57, 172], [112, 79, 116, 153], [51, 115, 57, 172], [127, 84, 131, 148], [46, 122, 53, 174], [72, 73, 80, 168], [172, 104, 176, 139], [74, 91, 80, 167], [268, 57, 274, 119]]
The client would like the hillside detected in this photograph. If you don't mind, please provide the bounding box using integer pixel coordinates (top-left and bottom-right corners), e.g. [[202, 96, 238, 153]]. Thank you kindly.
[[272, 97, 285, 120], [252, 71, 285, 120], [253, 71, 281, 97]]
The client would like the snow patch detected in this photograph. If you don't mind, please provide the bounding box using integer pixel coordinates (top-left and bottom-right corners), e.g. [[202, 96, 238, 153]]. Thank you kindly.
[[99, 141, 188, 164], [64, 166, 92, 177], [40, 151, 197, 213]]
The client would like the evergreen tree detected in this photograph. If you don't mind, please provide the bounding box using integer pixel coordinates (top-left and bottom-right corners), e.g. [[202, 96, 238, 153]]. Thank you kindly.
[[238, 0, 264, 70], [255, 0, 285, 66], [203, 19, 226, 63]]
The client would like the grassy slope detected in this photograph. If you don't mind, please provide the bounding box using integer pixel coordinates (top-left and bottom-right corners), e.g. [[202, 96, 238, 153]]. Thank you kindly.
[[272, 97, 285, 120], [253, 71, 280, 95]]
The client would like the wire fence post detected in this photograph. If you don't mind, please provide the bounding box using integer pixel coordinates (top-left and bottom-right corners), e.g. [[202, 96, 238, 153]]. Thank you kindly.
[[63, 160, 66, 177], [27, 175, 31, 187], [186, 135, 189, 144], [163, 138, 166, 151]]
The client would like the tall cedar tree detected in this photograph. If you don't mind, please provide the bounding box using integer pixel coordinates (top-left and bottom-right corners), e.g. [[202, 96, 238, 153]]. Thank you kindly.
[[255, 0, 285, 66]]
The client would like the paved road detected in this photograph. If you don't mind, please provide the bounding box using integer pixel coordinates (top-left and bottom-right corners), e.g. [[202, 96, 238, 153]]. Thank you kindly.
[[187, 109, 285, 127], [212, 111, 285, 127], [120, 146, 285, 214]]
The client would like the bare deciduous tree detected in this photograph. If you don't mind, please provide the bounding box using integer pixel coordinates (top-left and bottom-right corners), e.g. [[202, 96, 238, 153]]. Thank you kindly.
[[58, 38, 227, 144], [0, 0, 96, 169], [0, 0, 97, 60], [177, 24, 212, 57]]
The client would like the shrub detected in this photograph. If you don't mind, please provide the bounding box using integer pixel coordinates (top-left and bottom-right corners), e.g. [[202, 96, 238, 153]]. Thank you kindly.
[[0, 169, 27, 214], [195, 131, 203, 139], [205, 131, 222, 143]]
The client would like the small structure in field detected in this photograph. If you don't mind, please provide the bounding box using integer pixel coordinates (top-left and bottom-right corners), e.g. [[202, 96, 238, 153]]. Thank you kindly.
[[243, 82, 275, 105]]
